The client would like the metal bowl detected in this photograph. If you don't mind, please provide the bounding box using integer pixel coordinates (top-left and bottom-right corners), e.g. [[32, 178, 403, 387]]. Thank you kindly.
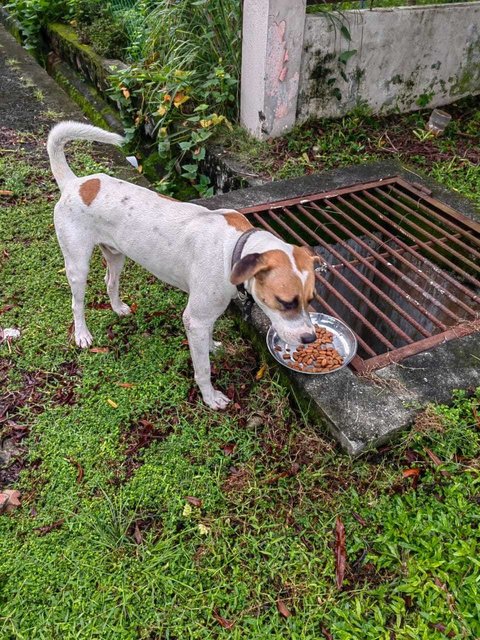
[[266, 312, 357, 375]]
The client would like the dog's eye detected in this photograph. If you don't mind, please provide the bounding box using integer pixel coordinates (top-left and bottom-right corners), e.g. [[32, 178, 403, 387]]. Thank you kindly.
[[276, 296, 299, 310]]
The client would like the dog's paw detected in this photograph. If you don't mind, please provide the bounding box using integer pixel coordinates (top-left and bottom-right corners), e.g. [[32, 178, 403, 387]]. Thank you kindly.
[[209, 340, 223, 354], [203, 389, 231, 410], [75, 329, 93, 348], [113, 302, 132, 317]]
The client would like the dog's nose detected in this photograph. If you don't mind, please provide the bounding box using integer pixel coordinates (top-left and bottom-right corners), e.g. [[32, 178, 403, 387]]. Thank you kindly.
[[300, 332, 316, 344]]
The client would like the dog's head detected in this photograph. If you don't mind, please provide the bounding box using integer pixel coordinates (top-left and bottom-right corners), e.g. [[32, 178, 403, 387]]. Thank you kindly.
[[231, 245, 318, 345]]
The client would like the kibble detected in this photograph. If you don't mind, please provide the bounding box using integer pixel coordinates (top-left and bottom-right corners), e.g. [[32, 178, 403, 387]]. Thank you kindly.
[[281, 325, 344, 373]]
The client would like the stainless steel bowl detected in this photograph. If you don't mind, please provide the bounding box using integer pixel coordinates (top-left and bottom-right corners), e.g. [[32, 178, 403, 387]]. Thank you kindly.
[[266, 312, 357, 375]]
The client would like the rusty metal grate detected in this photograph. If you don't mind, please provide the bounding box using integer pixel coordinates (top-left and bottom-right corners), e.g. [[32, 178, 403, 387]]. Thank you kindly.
[[239, 176, 480, 373]]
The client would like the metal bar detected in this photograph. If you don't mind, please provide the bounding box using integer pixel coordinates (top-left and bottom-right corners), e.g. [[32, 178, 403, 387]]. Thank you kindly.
[[276, 205, 422, 343], [311, 290, 375, 357], [395, 177, 480, 236], [305, 202, 454, 329], [252, 212, 282, 238], [364, 190, 480, 288], [239, 176, 399, 214], [279, 205, 432, 339], [354, 318, 480, 373], [253, 212, 377, 356], [337, 195, 479, 318], [376, 187, 480, 266], [349, 192, 480, 307], [268, 207, 399, 349]]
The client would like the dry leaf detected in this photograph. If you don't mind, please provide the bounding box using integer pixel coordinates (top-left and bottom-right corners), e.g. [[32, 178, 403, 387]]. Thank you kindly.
[[121, 86, 130, 99], [425, 448, 443, 466], [65, 457, 84, 483], [130, 302, 138, 313], [0, 190, 14, 196], [133, 521, 143, 545], [90, 347, 110, 354], [107, 399, 118, 409], [221, 442, 236, 456], [321, 627, 334, 640], [276, 599, 292, 618], [0, 490, 21, 514], [402, 468, 420, 478], [117, 382, 135, 389], [335, 516, 346, 590], [212, 609, 234, 630], [34, 518, 65, 536], [255, 364, 267, 381], [185, 496, 202, 508]]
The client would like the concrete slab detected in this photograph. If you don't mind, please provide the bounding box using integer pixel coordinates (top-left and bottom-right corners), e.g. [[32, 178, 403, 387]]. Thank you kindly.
[[195, 161, 480, 455]]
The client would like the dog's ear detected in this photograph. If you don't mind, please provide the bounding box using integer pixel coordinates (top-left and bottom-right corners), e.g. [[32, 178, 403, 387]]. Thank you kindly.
[[230, 253, 269, 285]]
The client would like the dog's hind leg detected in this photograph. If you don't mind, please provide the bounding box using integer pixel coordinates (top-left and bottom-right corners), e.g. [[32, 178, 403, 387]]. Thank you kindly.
[[58, 235, 95, 348], [99, 244, 131, 316]]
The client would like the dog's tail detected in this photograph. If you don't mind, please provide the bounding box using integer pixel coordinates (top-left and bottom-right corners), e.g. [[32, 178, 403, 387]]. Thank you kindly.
[[47, 121, 125, 192]]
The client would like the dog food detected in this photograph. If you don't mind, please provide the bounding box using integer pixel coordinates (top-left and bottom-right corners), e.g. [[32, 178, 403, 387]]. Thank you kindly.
[[282, 325, 344, 373]]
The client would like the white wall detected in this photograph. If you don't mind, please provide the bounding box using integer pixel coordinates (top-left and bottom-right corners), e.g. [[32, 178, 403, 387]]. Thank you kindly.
[[298, 3, 480, 121]]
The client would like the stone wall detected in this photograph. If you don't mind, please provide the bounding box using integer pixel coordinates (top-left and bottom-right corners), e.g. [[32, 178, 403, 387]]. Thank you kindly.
[[298, 3, 480, 121], [241, 1, 480, 138]]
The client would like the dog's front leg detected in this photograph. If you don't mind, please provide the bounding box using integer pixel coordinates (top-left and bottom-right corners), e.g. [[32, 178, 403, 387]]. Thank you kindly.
[[183, 306, 231, 410]]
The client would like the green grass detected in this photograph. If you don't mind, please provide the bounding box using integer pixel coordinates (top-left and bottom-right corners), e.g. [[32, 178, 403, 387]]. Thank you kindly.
[[1, 131, 480, 639], [220, 97, 480, 209]]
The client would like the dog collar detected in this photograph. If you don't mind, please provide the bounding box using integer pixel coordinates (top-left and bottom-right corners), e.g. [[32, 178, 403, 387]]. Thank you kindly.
[[231, 227, 258, 319]]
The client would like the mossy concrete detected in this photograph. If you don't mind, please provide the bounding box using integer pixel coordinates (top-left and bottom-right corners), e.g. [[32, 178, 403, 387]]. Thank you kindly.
[[195, 161, 480, 454]]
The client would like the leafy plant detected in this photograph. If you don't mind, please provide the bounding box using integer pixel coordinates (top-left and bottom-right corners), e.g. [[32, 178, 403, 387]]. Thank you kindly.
[[5, 0, 74, 50], [108, 0, 240, 196]]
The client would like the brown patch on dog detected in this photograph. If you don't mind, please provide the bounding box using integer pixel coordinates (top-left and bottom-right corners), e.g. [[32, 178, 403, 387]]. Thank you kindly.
[[157, 193, 178, 202], [224, 212, 253, 232], [79, 178, 101, 206], [254, 250, 306, 314]]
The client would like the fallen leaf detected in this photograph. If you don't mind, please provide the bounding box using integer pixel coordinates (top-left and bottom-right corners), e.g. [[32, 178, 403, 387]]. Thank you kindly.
[[173, 92, 190, 108], [121, 86, 130, 99], [0, 190, 14, 196], [133, 521, 143, 544], [107, 399, 118, 409], [352, 511, 367, 526], [321, 626, 334, 640], [117, 382, 135, 389], [335, 516, 346, 590], [428, 622, 455, 638], [425, 448, 443, 466], [221, 442, 236, 456], [0, 305, 13, 315], [0, 490, 21, 514], [130, 302, 138, 313], [34, 518, 65, 536], [277, 599, 292, 618], [65, 457, 84, 483], [402, 468, 420, 478], [187, 387, 198, 403], [185, 496, 202, 508], [255, 364, 267, 380], [89, 347, 110, 354], [198, 523, 210, 536], [212, 609, 234, 630]]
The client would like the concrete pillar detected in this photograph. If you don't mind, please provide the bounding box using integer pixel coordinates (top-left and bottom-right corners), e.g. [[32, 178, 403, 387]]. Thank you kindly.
[[241, 0, 306, 139]]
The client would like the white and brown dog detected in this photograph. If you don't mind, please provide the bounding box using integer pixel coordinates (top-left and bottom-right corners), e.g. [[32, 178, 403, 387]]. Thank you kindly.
[[47, 122, 318, 409]]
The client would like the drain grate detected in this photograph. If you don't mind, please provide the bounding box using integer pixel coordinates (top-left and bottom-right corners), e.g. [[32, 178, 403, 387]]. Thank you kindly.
[[239, 176, 480, 372]]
